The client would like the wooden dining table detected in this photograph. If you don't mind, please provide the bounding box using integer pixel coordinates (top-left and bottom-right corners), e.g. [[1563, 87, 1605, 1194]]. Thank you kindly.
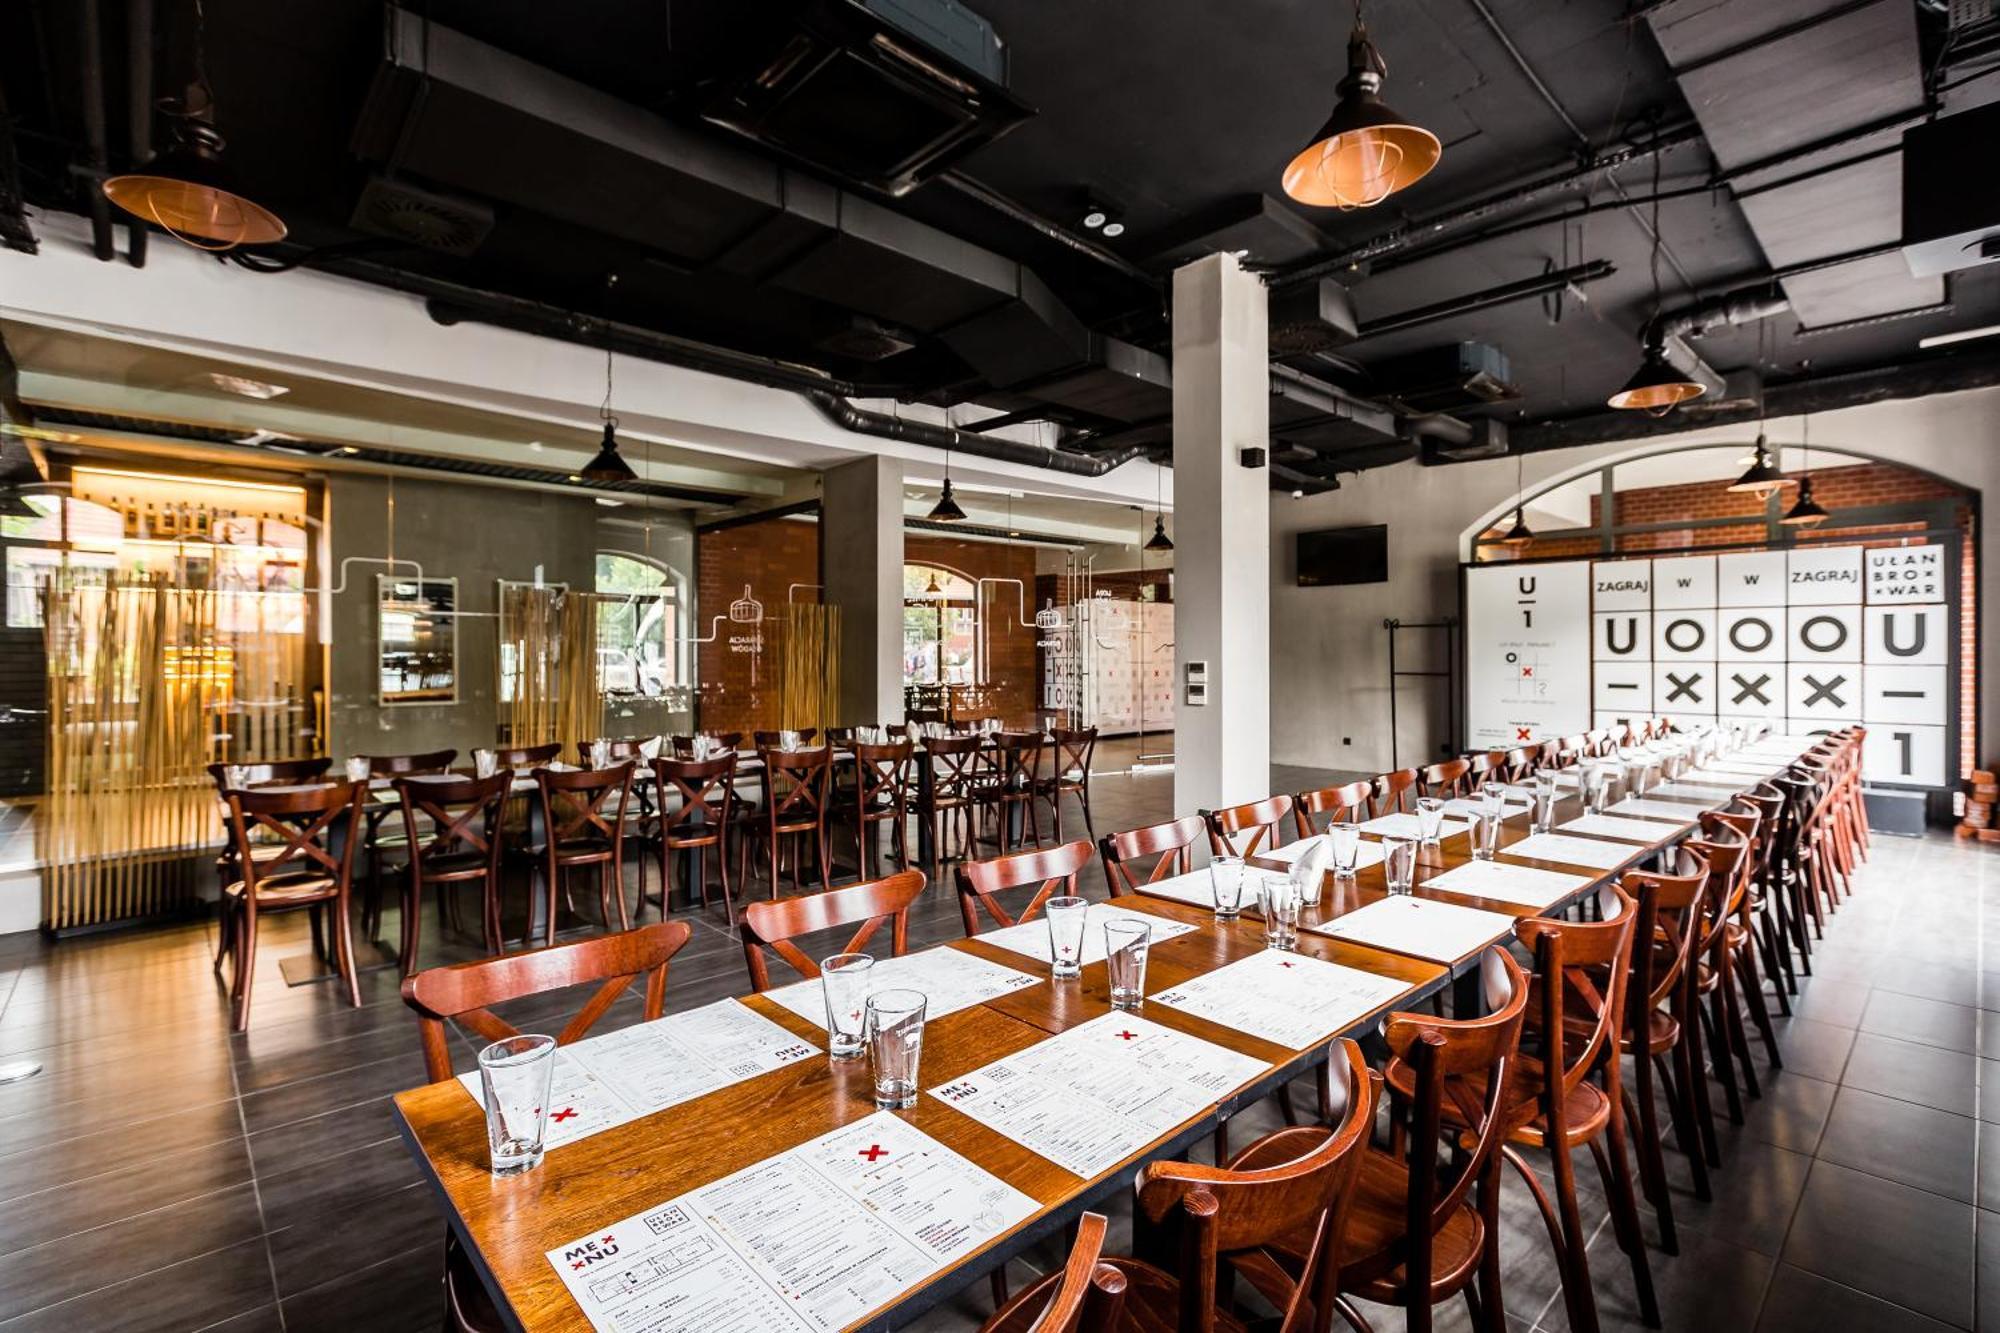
[[391, 739, 1816, 1332]]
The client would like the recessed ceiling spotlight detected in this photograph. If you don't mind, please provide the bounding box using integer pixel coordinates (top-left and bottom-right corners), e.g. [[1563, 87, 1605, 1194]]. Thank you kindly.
[[1077, 193, 1125, 238], [567, 473, 583, 483], [206, 372, 289, 399], [1917, 322, 2000, 349], [595, 497, 624, 507], [1101, 221, 1125, 238]]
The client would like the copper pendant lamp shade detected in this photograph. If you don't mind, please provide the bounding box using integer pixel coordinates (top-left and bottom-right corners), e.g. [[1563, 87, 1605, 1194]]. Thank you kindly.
[[1144, 514, 1174, 552], [1282, 18, 1441, 210], [580, 421, 637, 482], [1727, 436, 1789, 497], [1779, 476, 1829, 527], [927, 477, 967, 522], [1606, 344, 1705, 415], [103, 97, 285, 251]]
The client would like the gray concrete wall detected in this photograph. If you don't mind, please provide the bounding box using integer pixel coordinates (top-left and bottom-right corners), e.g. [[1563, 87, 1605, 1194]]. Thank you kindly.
[[1269, 385, 2000, 775]]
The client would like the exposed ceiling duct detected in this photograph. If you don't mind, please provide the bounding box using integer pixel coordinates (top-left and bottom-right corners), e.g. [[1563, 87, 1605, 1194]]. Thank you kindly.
[[800, 390, 1147, 476]]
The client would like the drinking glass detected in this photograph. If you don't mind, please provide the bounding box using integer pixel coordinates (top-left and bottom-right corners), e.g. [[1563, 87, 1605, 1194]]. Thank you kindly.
[[1472, 809, 1503, 860], [1382, 835, 1417, 895], [1329, 820, 1361, 880], [223, 763, 250, 791], [780, 729, 801, 751], [473, 748, 497, 779], [1257, 874, 1301, 950], [1044, 895, 1089, 979], [1531, 783, 1558, 835], [1415, 797, 1447, 847], [478, 1034, 556, 1176], [820, 952, 875, 1061], [1208, 855, 1246, 920], [1104, 920, 1150, 1009], [589, 739, 611, 769], [1583, 763, 1614, 815], [865, 989, 927, 1109], [344, 755, 370, 784]]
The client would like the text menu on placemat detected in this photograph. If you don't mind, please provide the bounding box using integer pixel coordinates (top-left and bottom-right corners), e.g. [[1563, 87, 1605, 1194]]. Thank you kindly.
[[546, 1112, 1037, 1333], [977, 901, 1197, 967], [1503, 832, 1642, 871], [1355, 812, 1471, 841], [1421, 860, 1593, 909], [764, 947, 1038, 1030], [455, 999, 818, 1149], [1151, 949, 1407, 1050], [931, 1013, 1264, 1179], [1308, 896, 1519, 964], [1606, 797, 1703, 823], [1558, 813, 1684, 843]]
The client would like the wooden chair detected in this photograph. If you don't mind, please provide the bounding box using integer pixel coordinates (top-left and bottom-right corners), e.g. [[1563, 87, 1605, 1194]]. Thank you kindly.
[[401, 921, 693, 1333], [644, 754, 739, 920], [533, 762, 634, 948], [1371, 768, 1420, 816], [1503, 746, 1540, 781], [980, 730, 1048, 854], [358, 749, 458, 937], [987, 1041, 1378, 1333], [1464, 752, 1509, 787], [1246, 950, 1529, 1333], [1040, 727, 1100, 841], [851, 740, 915, 878], [740, 869, 927, 991], [219, 781, 368, 1033], [957, 838, 1093, 935], [204, 757, 333, 964], [1294, 780, 1374, 839], [919, 734, 986, 883], [1388, 886, 1653, 1333], [1202, 794, 1294, 858], [982, 1212, 1127, 1333], [1694, 810, 1783, 1110], [746, 746, 834, 898], [1418, 758, 1472, 799], [1099, 816, 1206, 897], [392, 770, 513, 973], [493, 742, 561, 769]]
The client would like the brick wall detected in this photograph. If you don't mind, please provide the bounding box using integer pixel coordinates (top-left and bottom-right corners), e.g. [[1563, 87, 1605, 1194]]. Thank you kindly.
[[695, 515, 819, 738], [907, 534, 1040, 727]]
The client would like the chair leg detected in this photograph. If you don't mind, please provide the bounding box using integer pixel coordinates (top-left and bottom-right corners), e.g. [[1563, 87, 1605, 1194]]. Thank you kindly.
[[1737, 944, 1783, 1070], [1593, 1114, 1661, 1327], [1627, 1059, 1678, 1255], [230, 906, 259, 1033], [1659, 1046, 1711, 1200], [399, 868, 422, 978], [331, 893, 364, 1009], [1473, 1160, 1508, 1333], [1700, 987, 1746, 1125], [1535, 1141, 1603, 1333]]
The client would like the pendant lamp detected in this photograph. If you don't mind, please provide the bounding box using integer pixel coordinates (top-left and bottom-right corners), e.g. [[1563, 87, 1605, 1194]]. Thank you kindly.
[[1780, 415, 1828, 526], [581, 347, 636, 482], [1498, 454, 1532, 545], [927, 445, 967, 521], [1282, 2, 1440, 209], [1727, 437, 1788, 497], [1143, 468, 1173, 551], [1607, 343, 1705, 415]]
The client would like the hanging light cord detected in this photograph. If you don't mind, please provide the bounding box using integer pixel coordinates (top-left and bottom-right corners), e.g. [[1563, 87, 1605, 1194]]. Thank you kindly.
[[600, 345, 617, 429]]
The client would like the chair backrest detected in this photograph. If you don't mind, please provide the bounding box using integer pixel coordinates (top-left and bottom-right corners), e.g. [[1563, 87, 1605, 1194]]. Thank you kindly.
[[226, 781, 367, 892], [1203, 794, 1294, 858], [394, 771, 514, 877], [1620, 853, 1710, 1021], [1018, 1212, 1128, 1333], [576, 735, 653, 766], [652, 755, 737, 844], [1420, 758, 1471, 797], [1514, 884, 1637, 1126], [957, 838, 1094, 933], [367, 748, 457, 777], [762, 746, 833, 831], [401, 921, 692, 1081], [853, 740, 915, 820], [536, 762, 634, 848], [823, 726, 856, 745], [925, 734, 986, 802], [1504, 746, 1540, 780], [1050, 727, 1099, 784], [740, 870, 927, 991], [1371, 768, 1420, 815], [1382, 948, 1529, 1282], [1294, 780, 1374, 839], [1099, 815, 1207, 896], [206, 756, 332, 794], [1135, 1040, 1378, 1333], [494, 742, 561, 769], [989, 731, 1046, 793]]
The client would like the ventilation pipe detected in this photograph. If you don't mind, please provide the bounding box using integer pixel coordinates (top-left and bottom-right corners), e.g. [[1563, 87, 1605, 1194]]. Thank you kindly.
[[800, 391, 1149, 477], [1643, 280, 1792, 390]]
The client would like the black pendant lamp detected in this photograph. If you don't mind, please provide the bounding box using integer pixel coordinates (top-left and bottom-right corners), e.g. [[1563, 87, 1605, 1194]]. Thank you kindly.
[[1143, 468, 1173, 552], [1727, 436, 1788, 497], [1283, 1, 1440, 209], [581, 347, 637, 482], [102, 2, 284, 251], [927, 448, 967, 522], [1607, 343, 1705, 415], [1498, 454, 1532, 545], [1781, 415, 1829, 527]]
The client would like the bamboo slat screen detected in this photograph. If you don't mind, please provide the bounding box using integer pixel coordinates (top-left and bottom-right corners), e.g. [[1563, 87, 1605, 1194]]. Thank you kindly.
[[778, 601, 841, 731], [555, 593, 600, 759], [497, 583, 599, 759], [39, 570, 309, 930]]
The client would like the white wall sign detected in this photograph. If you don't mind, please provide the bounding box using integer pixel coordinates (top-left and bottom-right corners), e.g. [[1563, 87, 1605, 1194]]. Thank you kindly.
[[1866, 545, 1945, 604], [1653, 610, 1716, 662], [1652, 555, 1716, 609], [1717, 550, 1786, 606], [1864, 723, 1948, 786], [1653, 662, 1717, 716], [1786, 662, 1861, 720], [1786, 545, 1864, 605], [1717, 662, 1785, 723], [1593, 612, 1651, 662], [1865, 605, 1947, 665], [1594, 665, 1651, 710], [1720, 609, 1785, 662], [1464, 562, 1591, 748], [1590, 560, 1652, 612], [1787, 605, 1861, 662], [1863, 665, 1949, 726]]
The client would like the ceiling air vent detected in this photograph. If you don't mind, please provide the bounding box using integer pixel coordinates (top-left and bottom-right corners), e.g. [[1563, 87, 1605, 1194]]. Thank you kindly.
[[1269, 279, 1359, 355], [348, 177, 495, 256], [814, 314, 919, 361], [1373, 342, 1519, 413]]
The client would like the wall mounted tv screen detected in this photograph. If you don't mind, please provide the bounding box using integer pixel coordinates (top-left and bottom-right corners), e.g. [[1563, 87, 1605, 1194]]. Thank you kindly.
[[1297, 524, 1388, 587]]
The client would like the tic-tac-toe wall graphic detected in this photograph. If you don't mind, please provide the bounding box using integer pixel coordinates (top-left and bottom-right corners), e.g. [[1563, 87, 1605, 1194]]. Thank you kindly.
[[1465, 540, 1956, 787]]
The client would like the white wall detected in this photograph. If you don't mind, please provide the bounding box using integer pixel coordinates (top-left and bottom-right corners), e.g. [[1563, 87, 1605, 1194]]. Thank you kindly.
[[1270, 385, 2000, 774]]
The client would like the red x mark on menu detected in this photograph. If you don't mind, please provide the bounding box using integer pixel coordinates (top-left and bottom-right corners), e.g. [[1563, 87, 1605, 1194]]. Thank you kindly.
[[551, 1107, 578, 1123], [1279, 960, 1295, 968], [1516, 727, 1533, 741], [1116, 1030, 1138, 1041], [859, 1144, 888, 1162]]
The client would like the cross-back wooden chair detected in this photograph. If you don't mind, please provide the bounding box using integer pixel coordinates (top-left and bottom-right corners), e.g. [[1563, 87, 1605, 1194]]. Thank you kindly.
[[220, 781, 368, 1032], [1684, 821, 1762, 1128], [746, 746, 834, 898], [1372, 767, 1421, 816], [1418, 758, 1472, 799], [366, 748, 458, 778], [1202, 794, 1294, 858], [740, 870, 927, 991], [851, 740, 915, 878], [980, 730, 1047, 854], [1099, 815, 1206, 898], [1700, 806, 1783, 1076], [1040, 727, 1099, 841], [981, 1212, 1127, 1333], [1294, 779, 1375, 840], [356, 749, 459, 938], [644, 754, 739, 920], [987, 1041, 1378, 1333], [533, 762, 634, 948], [957, 838, 1094, 935], [393, 770, 514, 972], [204, 758, 333, 941], [493, 742, 561, 768], [920, 734, 987, 883], [401, 920, 693, 1333], [1502, 746, 1540, 781]]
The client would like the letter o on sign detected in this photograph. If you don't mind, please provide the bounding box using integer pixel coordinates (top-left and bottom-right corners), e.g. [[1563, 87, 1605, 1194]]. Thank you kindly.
[[1727, 616, 1774, 654], [1800, 614, 1849, 654], [1663, 618, 1706, 653]]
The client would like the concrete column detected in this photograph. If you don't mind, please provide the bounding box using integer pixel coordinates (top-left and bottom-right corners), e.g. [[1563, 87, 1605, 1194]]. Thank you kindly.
[[821, 455, 905, 723], [1172, 253, 1270, 812]]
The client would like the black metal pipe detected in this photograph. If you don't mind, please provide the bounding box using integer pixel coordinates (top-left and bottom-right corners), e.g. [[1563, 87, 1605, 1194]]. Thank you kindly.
[[1359, 260, 1615, 339], [801, 391, 1148, 477], [76, 0, 116, 262], [938, 171, 1160, 290]]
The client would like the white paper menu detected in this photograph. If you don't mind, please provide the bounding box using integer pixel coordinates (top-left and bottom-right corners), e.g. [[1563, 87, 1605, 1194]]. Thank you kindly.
[[546, 1111, 1038, 1333], [1354, 812, 1471, 841], [1151, 949, 1408, 1051], [1420, 859, 1593, 909], [1651, 780, 1744, 797], [1441, 796, 1528, 820], [455, 999, 819, 1149], [1131, 868, 1225, 909], [1308, 896, 1520, 964], [1255, 836, 1388, 872], [976, 901, 1197, 967], [1606, 797, 1703, 823], [1502, 832, 1642, 871], [1557, 813, 1683, 843], [930, 1013, 1264, 1179], [764, 947, 1039, 1030]]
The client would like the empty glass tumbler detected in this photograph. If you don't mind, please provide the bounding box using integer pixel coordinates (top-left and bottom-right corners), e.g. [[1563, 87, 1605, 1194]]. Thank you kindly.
[[478, 1034, 557, 1177], [1415, 797, 1447, 846], [865, 989, 927, 1109], [1329, 821, 1362, 879], [1044, 896, 1089, 979], [820, 952, 875, 1061], [1104, 919, 1151, 1009], [1259, 874, 1302, 950], [1382, 835, 1418, 895], [1209, 855, 1247, 920]]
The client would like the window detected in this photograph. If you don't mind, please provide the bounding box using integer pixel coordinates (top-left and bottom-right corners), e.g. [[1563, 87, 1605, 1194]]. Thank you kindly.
[[595, 552, 685, 698], [903, 563, 978, 687]]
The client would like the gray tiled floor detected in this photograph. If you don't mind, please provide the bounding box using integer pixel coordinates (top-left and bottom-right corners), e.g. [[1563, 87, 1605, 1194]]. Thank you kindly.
[[0, 751, 1994, 1330]]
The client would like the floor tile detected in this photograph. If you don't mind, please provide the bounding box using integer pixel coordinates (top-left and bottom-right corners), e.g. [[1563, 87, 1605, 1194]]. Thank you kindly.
[[1779, 1159, 1974, 1328], [1815, 1085, 1979, 1204], [0, 1237, 277, 1333], [1754, 1263, 1957, 1332], [1840, 1032, 1979, 1118], [1861, 991, 1981, 1055]]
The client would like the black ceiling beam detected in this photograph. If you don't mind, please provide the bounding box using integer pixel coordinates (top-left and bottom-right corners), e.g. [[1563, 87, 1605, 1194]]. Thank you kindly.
[[1358, 261, 1616, 339]]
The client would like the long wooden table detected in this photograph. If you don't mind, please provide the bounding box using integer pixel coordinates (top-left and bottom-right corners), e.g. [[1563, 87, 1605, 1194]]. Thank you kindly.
[[393, 742, 1811, 1332]]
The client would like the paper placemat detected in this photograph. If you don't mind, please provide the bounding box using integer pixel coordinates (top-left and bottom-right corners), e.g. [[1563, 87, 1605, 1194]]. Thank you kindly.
[[1130, 867, 1224, 909], [1606, 797, 1704, 823], [1355, 811, 1471, 841], [1442, 796, 1529, 820], [765, 947, 1038, 1029], [977, 901, 1196, 968], [1257, 835, 1387, 872], [1420, 859, 1592, 909], [1558, 813, 1683, 843], [1503, 832, 1642, 871], [1151, 949, 1407, 1050], [1651, 780, 1744, 797], [1309, 896, 1519, 963]]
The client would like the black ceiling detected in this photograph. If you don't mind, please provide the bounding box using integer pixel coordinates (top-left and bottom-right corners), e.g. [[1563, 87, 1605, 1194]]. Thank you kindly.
[[5, 0, 2000, 476]]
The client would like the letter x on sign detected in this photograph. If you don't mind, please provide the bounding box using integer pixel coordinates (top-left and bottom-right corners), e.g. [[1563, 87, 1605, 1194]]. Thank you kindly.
[[1664, 672, 1702, 703], [1801, 674, 1848, 709], [1731, 673, 1772, 706]]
